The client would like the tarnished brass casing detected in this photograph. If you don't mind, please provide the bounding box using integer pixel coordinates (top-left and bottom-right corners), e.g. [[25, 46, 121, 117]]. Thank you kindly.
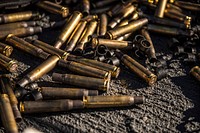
[[52, 73, 110, 91], [0, 94, 18, 133], [0, 21, 36, 31], [58, 59, 111, 79], [54, 11, 83, 48], [65, 20, 87, 52], [190, 66, 200, 82], [99, 14, 108, 36], [106, 18, 148, 39], [0, 42, 13, 57], [18, 55, 60, 87], [92, 0, 117, 8], [40, 87, 98, 99], [0, 76, 22, 122], [0, 53, 18, 73], [6, 34, 49, 60], [154, 0, 168, 18], [115, 50, 157, 86], [82, 15, 98, 22], [83, 95, 145, 108], [174, 1, 200, 11], [67, 55, 120, 78], [20, 99, 84, 113], [82, 0, 90, 16], [37, 1, 69, 17], [0, 11, 39, 24]]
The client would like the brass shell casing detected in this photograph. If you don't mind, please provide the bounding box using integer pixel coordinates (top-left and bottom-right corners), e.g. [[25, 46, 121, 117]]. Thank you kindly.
[[6, 34, 49, 60], [54, 11, 83, 48], [106, 18, 148, 39], [99, 14, 108, 36], [0, 94, 18, 133], [40, 87, 98, 99], [0, 42, 13, 57], [83, 95, 145, 108], [82, 0, 90, 16], [52, 73, 110, 91], [154, 0, 168, 18], [190, 66, 200, 82], [67, 55, 120, 78], [18, 55, 60, 87], [20, 99, 84, 114], [37, 1, 69, 17], [0, 21, 36, 31], [0, 53, 18, 73], [174, 1, 200, 11], [0, 11, 39, 24]]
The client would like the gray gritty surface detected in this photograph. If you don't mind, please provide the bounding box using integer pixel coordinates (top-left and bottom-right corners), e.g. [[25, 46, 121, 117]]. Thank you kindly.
[[0, 27, 200, 133]]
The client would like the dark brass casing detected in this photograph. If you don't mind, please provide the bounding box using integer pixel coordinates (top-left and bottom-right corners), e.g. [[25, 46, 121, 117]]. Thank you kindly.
[[0, 27, 42, 40], [190, 66, 200, 82], [154, 0, 168, 18], [147, 24, 191, 36], [91, 37, 132, 49], [83, 95, 145, 108], [0, 76, 22, 122], [37, 1, 69, 17], [0, 42, 13, 57], [6, 34, 50, 60], [0, 11, 39, 24], [67, 55, 120, 78], [0, 94, 18, 133], [65, 20, 87, 52], [82, 0, 90, 16], [90, 6, 111, 14], [140, 29, 157, 62], [58, 59, 111, 80], [0, 53, 18, 73], [115, 50, 157, 85], [106, 18, 148, 39], [74, 20, 97, 53], [26, 38, 68, 60], [92, 0, 117, 8], [99, 14, 108, 36], [54, 11, 83, 49], [40, 87, 98, 99], [174, 1, 200, 11], [18, 55, 60, 87], [52, 73, 110, 91], [0, 21, 36, 31], [20, 99, 83, 113]]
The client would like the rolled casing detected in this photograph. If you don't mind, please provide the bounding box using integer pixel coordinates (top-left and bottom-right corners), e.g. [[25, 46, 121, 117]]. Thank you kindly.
[[20, 99, 84, 114], [52, 73, 110, 91], [39, 87, 98, 99]]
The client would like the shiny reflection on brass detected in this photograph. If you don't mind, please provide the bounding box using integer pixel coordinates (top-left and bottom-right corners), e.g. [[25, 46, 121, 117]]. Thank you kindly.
[[154, 0, 168, 18], [37, 1, 69, 17], [0, 42, 13, 57], [115, 50, 157, 86], [54, 11, 82, 49], [83, 95, 145, 108], [52, 73, 110, 91]]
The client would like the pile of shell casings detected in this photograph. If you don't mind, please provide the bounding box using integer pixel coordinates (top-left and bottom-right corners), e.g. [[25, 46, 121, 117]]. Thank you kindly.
[[0, 0, 200, 132]]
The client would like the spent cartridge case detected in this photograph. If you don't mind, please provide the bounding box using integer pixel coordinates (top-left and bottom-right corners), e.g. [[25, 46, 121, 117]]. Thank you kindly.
[[82, 15, 98, 22], [18, 55, 60, 87], [99, 14, 108, 36], [0, 26, 42, 40], [0, 11, 39, 24], [0, 76, 22, 122], [92, 0, 117, 8], [0, 42, 13, 57], [147, 24, 191, 36], [83, 95, 145, 108], [82, 0, 90, 16], [39, 87, 98, 99], [91, 37, 132, 49], [90, 6, 111, 14], [36, 1, 69, 17], [25, 38, 69, 60], [0, 94, 18, 133], [0, 21, 36, 31], [106, 18, 148, 39], [154, 0, 168, 18], [190, 66, 200, 82], [174, 1, 200, 11], [0, 53, 18, 73], [67, 55, 120, 78], [6, 34, 50, 60], [52, 73, 110, 91], [20, 99, 83, 114], [58, 59, 111, 79], [74, 20, 97, 54], [65, 20, 87, 52], [115, 50, 157, 85], [54, 11, 82, 49]]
